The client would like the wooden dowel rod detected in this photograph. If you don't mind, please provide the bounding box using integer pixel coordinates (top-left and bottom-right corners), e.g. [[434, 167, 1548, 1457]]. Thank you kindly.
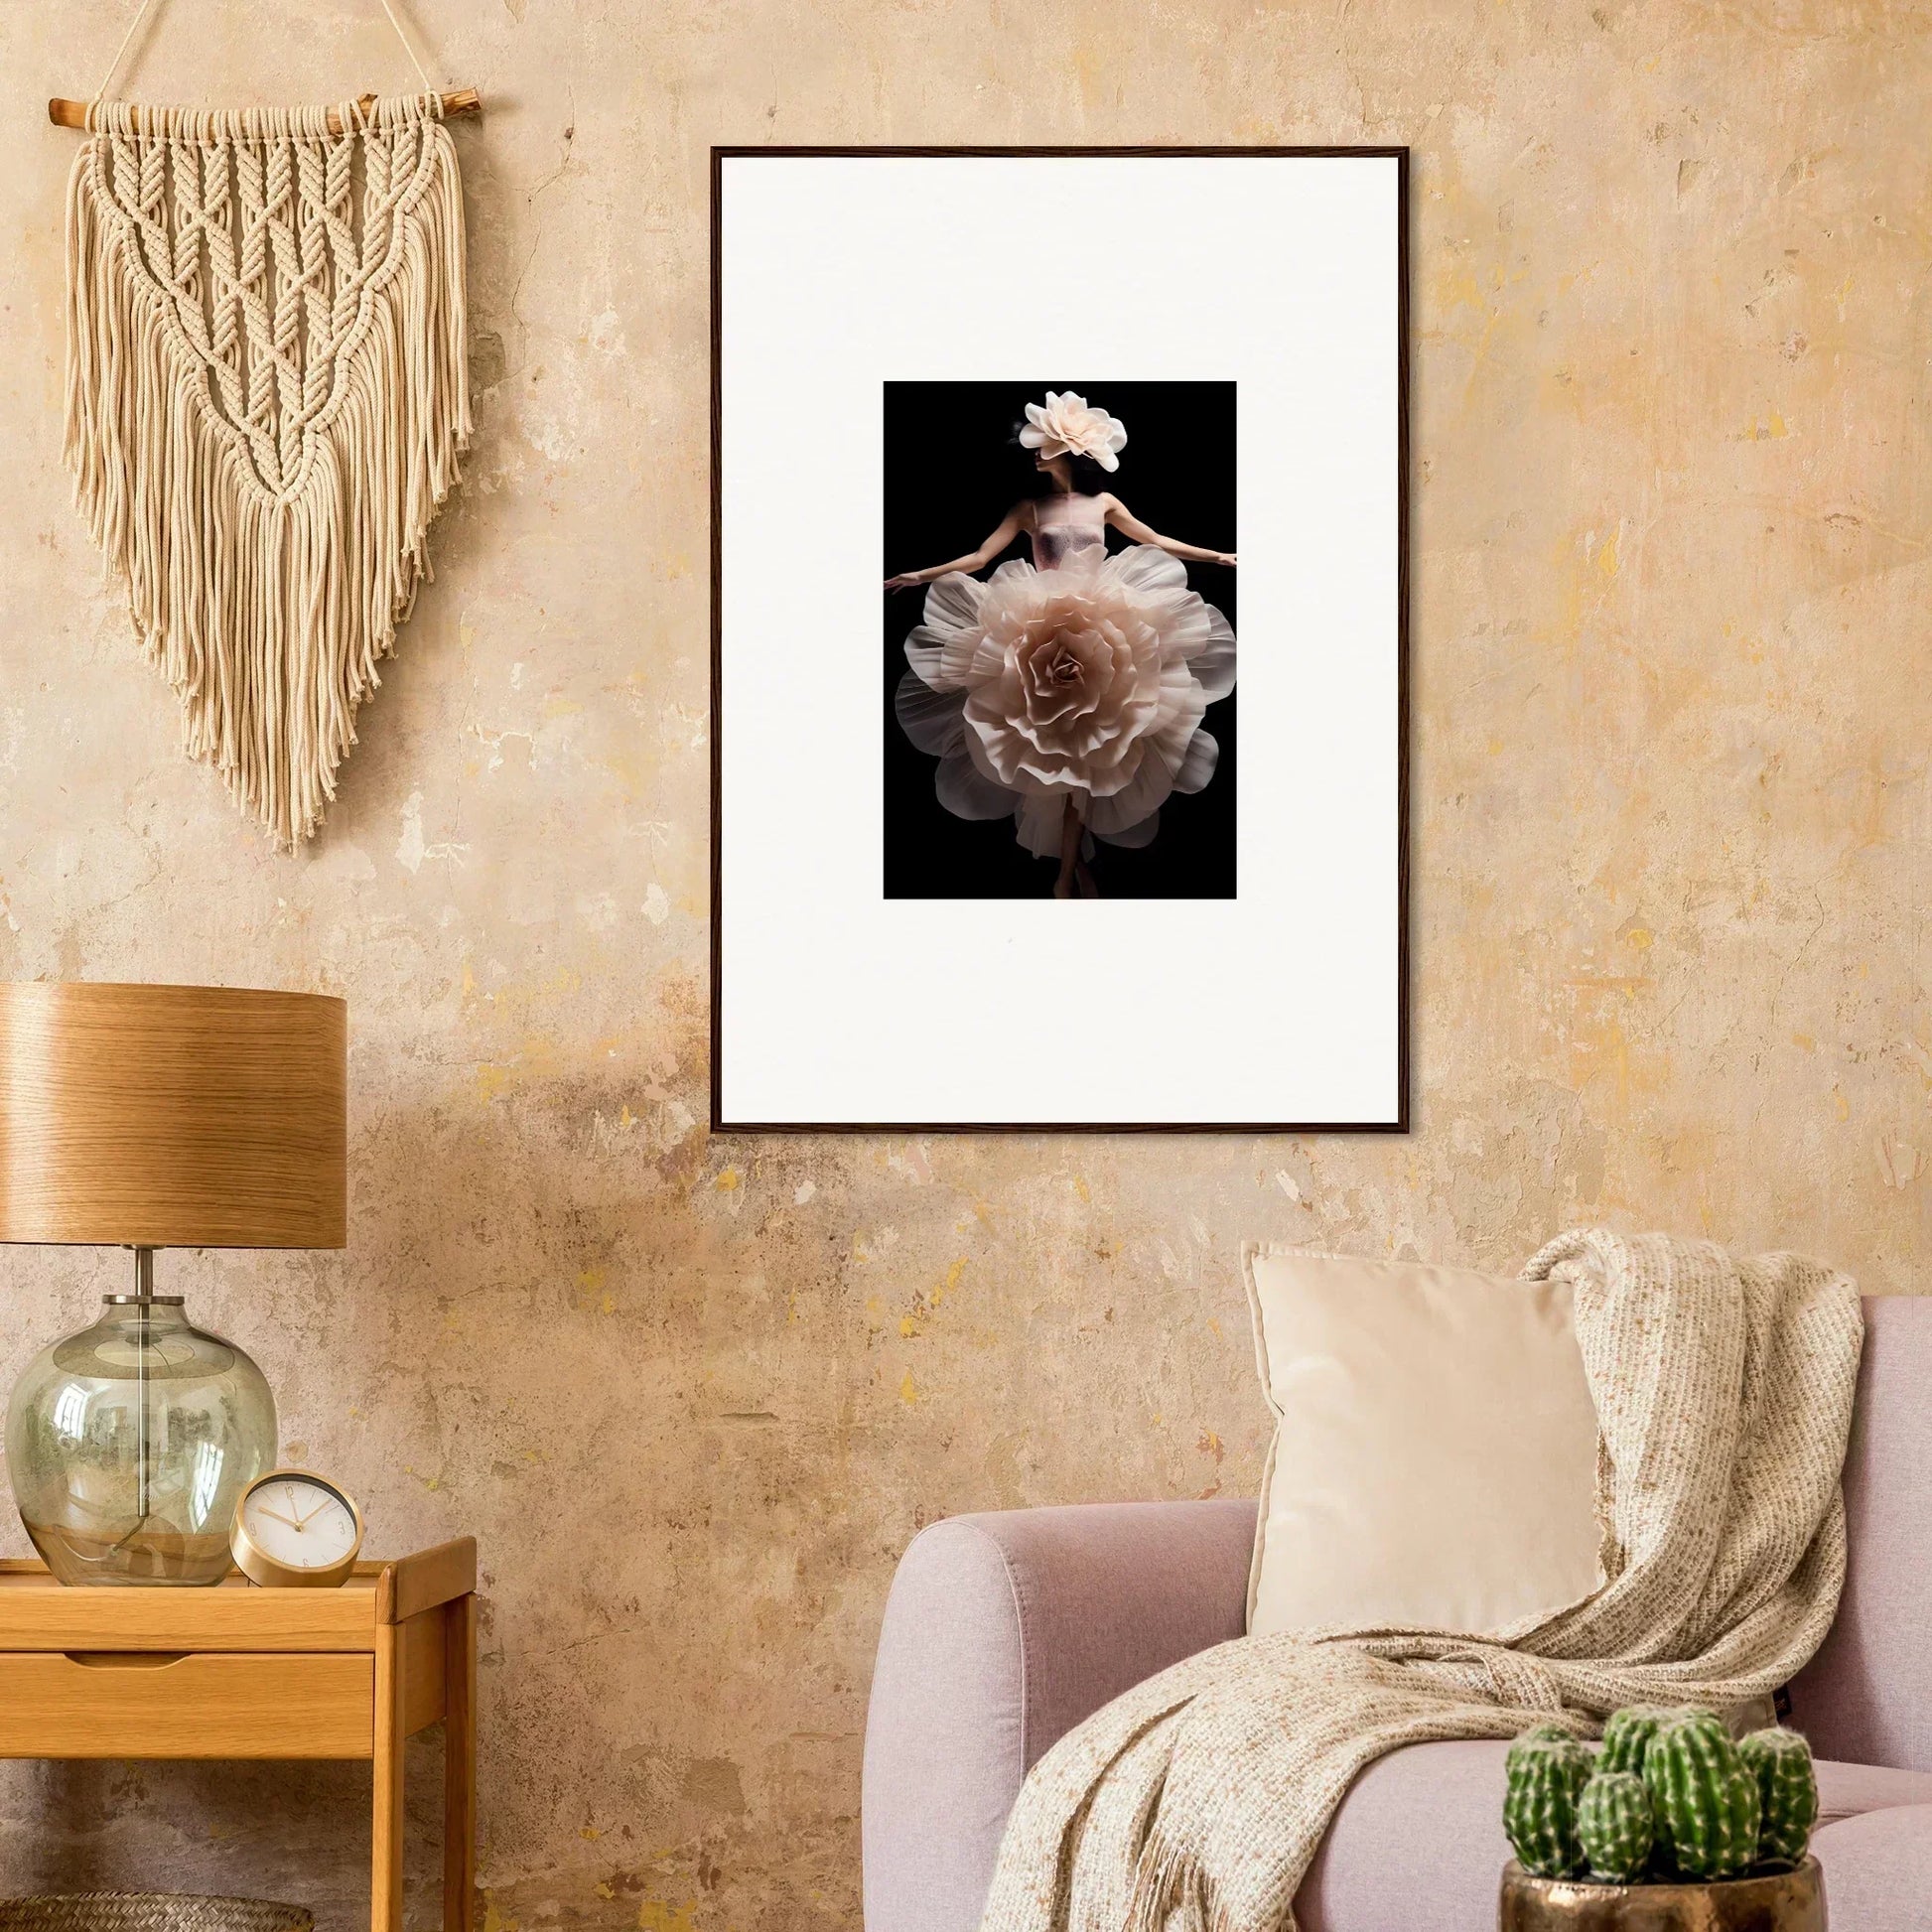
[[48, 86, 481, 132]]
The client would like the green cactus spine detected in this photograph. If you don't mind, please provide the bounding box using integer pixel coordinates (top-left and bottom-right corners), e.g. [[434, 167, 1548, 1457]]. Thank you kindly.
[[1597, 1705, 1680, 1778], [1576, 1770, 1656, 1882], [1739, 1728, 1819, 1865], [1517, 1721, 1575, 1746], [1504, 1731, 1595, 1878], [1642, 1711, 1761, 1879]]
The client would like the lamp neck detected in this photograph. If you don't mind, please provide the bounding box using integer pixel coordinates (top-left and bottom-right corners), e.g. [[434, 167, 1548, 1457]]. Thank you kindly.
[[108, 1248, 183, 1319]]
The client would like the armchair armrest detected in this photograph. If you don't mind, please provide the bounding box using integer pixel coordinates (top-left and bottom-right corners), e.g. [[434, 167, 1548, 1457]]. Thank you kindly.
[[862, 1498, 1255, 1932]]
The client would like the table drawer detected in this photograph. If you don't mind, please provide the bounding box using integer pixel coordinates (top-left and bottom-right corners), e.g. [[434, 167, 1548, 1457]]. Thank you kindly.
[[0, 1650, 373, 1758]]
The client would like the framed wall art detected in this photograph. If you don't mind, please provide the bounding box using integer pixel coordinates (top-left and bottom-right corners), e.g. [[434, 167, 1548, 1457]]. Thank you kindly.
[[712, 147, 1408, 1132]]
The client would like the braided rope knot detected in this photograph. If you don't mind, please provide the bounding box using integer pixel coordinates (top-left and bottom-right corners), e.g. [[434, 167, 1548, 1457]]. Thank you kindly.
[[84, 95, 451, 499]]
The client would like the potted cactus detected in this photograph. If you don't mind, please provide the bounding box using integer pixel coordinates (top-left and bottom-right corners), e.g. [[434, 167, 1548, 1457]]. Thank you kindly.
[[1498, 1707, 1824, 1930]]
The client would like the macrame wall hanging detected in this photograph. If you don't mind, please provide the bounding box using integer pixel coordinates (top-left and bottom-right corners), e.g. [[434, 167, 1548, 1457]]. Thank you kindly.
[[54, 0, 480, 846]]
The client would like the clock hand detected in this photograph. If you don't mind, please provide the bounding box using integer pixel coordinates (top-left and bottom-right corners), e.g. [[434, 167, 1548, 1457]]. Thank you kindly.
[[255, 1505, 304, 1530]]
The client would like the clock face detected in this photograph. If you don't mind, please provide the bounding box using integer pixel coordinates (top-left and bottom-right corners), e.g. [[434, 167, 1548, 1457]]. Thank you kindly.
[[238, 1475, 359, 1572]]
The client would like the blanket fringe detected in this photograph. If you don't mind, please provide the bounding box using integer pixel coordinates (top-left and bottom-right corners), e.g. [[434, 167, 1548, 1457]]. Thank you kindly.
[[1127, 1829, 1222, 1932], [64, 100, 471, 847]]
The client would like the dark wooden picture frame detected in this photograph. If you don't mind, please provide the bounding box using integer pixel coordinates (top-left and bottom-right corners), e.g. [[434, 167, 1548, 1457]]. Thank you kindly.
[[711, 146, 1410, 1135]]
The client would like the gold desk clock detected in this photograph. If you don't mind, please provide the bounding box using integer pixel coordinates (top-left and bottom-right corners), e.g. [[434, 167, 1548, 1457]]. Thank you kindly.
[[230, 1468, 364, 1587]]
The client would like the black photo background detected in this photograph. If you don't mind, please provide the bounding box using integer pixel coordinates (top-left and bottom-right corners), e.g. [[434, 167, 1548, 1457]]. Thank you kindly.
[[882, 381, 1237, 899]]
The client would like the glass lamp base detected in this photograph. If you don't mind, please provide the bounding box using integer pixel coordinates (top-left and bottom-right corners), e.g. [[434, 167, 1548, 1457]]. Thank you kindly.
[[5, 1287, 277, 1587], [20, 1521, 239, 1587]]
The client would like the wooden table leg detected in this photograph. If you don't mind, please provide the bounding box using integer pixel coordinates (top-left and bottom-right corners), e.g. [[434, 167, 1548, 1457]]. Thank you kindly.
[[373, 1619, 406, 1932], [444, 1594, 477, 1932]]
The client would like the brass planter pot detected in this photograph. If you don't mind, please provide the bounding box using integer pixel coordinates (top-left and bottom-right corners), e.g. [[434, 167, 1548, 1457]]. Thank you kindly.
[[1499, 1858, 1824, 1932]]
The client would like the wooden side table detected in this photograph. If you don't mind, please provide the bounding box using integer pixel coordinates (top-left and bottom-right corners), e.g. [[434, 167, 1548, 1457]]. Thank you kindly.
[[0, 1537, 477, 1932]]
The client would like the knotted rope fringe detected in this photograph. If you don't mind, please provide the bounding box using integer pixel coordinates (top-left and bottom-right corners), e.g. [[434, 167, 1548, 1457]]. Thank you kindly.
[[65, 91, 471, 845]]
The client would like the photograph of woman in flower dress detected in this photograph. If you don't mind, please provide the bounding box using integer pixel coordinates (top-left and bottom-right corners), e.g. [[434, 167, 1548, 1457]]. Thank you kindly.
[[883, 383, 1237, 899]]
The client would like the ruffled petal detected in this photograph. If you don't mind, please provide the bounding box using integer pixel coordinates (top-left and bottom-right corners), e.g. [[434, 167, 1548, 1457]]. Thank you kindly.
[[1189, 605, 1236, 702], [935, 749, 1020, 821], [903, 631, 947, 691], [1140, 667, 1208, 777], [1093, 808, 1160, 849], [1084, 742, 1174, 825], [961, 707, 1025, 787], [906, 566, 1005, 690], [1014, 794, 1068, 858], [896, 668, 967, 756], [962, 727, 1018, 795], [903, 628, 963, 692], [1172, 729, 1218, 794], [1108, 544, 1188, 598], [922, 571, 984, 636]]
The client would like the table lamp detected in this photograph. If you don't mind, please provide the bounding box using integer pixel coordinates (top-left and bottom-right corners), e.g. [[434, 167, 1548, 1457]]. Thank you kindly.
[[0, 983, 345, 1586]]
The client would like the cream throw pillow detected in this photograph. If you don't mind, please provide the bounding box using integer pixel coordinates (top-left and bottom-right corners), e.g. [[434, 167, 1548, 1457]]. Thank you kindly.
[[1245, 1245, 1603, 1639]]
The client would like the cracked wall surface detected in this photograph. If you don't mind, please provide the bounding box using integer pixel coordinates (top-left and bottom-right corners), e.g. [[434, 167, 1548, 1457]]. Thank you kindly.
[[0, 1, 1927, 1928]]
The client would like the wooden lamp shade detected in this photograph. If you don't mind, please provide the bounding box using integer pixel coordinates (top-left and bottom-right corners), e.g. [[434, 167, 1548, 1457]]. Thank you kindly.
[[0, 983, 346, 1249]]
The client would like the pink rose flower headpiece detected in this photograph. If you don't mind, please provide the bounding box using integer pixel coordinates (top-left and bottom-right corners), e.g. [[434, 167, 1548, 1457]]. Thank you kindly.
[[1019, 391, 1128, 473]]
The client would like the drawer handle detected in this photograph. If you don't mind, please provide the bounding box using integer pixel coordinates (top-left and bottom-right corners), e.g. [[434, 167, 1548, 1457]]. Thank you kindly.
[[65, 1652, 190, 1669]]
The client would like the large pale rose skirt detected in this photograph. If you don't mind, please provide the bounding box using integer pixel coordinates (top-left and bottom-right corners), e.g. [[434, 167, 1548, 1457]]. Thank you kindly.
[[896, 545, 1236, 859]]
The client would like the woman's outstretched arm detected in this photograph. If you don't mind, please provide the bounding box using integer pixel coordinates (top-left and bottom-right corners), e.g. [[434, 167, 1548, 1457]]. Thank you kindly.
[[885, 505, 1029, 590], [1102, 495, 1235, 566]]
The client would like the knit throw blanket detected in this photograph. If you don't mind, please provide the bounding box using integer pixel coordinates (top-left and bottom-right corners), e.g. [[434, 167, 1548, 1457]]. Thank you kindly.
[[979, 1230, 1863, 1932]]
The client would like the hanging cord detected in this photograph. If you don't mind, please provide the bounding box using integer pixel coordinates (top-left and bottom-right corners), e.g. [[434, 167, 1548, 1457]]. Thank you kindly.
[[92, 0, 438, 107], [371, 0, 438, 92], [92, 0, 162, 104]]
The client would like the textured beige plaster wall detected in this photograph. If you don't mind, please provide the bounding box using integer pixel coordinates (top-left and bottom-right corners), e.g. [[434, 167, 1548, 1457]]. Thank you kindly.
[[0, 0, 1926, 1927]]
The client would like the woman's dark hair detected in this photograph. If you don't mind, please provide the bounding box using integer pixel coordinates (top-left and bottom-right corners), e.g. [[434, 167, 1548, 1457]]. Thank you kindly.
[[1011, 423, 1115, 496], [1064, 453, 1115, 493]]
